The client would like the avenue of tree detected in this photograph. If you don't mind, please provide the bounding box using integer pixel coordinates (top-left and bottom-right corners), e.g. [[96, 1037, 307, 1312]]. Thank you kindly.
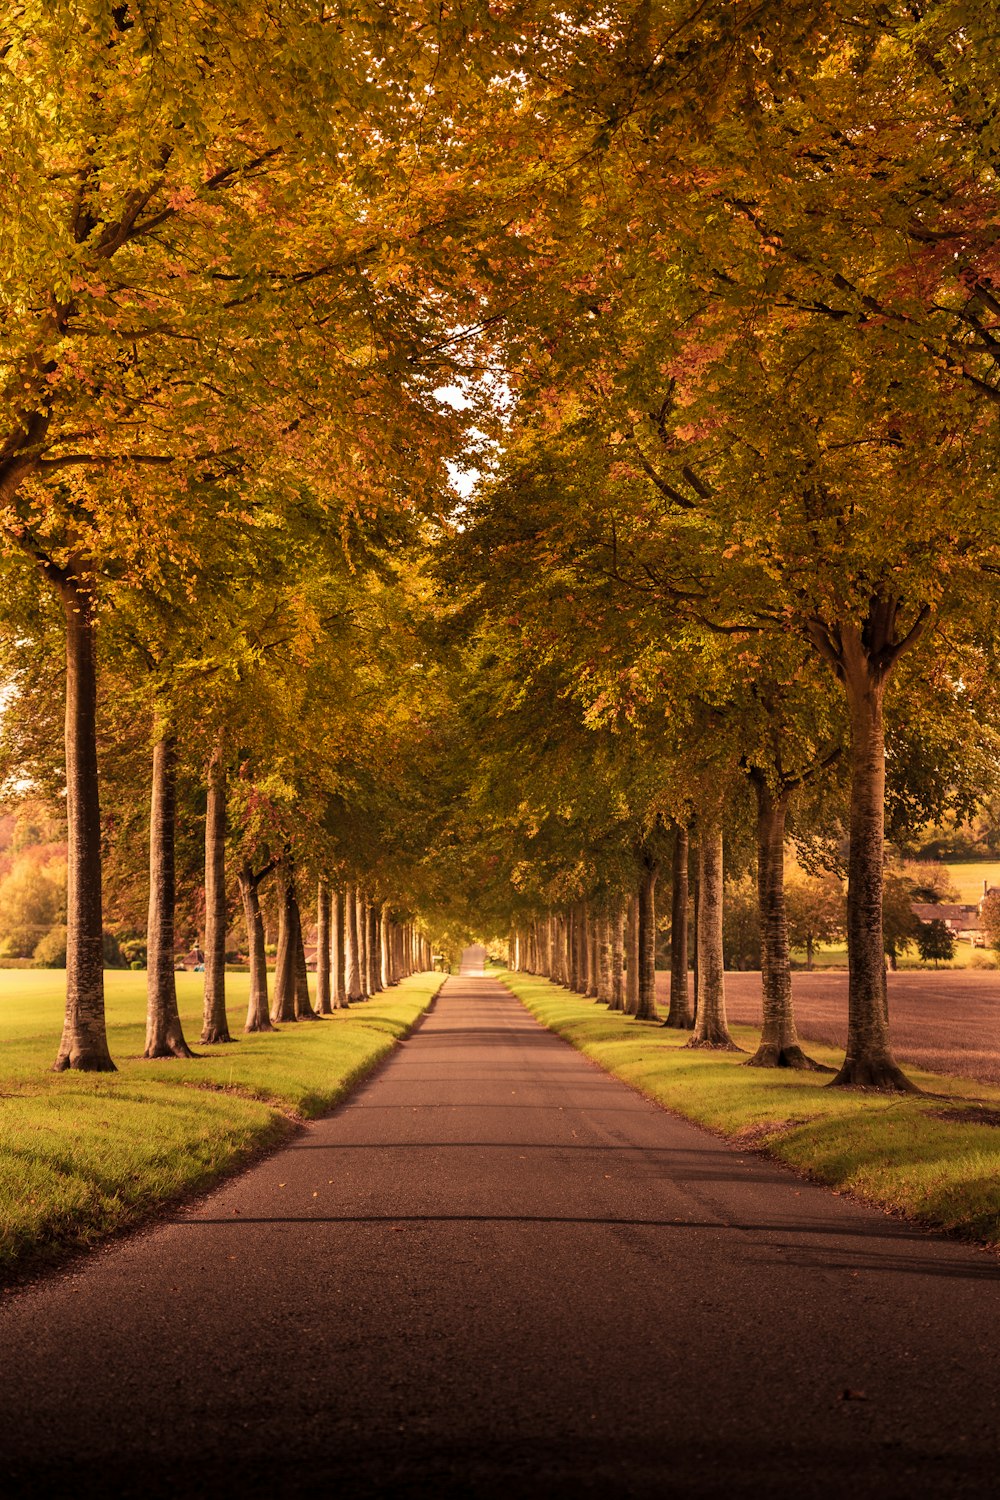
[[3, 3, 1000, 1091]]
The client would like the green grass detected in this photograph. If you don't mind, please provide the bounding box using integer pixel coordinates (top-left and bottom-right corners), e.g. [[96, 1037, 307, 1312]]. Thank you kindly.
[[943, 860, 1000, 905], [502, 972, 1000, 1250], [0, 969, 442, 1280]]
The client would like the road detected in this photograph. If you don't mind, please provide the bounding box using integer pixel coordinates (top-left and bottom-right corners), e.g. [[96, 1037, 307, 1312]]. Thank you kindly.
[[655, 970, 1000, 1085], [2, 954, 998, 1498]]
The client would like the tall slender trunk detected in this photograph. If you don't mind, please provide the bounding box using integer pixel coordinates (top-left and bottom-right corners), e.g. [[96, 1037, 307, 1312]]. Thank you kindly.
[[293, 882, 319, 1020], [240, 862, 273, 1032], [585, 904, 599, 997], [747, 778, 826, 1070], [380, 902, 392, 987], [358, 891, 371, 999], [609, 898, 625, 1011], [665, 823, 693, 1029], [625, 893, 639, 1016], [332, 888, 348, 1007], [832, 636, 915, 1090], [368, 903, 382, 994], [636, 856, 659, 1021], [200, 735, 231, 1044], [692, 857, 701, 1025], [271, 861, 298, 1023], [315, 877, 332, 1014], [346, 881, 362, 1001], [143, 731, 195, 1059], [596, 912, 612, 1002], [54, 572, 114, 1072], [688, 822, 738, 1048], [578, 903, 590, 994]]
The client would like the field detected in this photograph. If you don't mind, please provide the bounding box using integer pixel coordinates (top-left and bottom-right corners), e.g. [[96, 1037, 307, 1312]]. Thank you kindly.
[[506, 972, 1000, 1249], [0, 970, 442, 1281]]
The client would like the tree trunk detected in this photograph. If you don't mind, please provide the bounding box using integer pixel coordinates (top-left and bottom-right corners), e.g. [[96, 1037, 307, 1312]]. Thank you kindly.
[[271, 861, 298, 1023], [636, 857, 659, 1021], [609, 898, 625, 1011], [596, 912, 612, 1002], [358, 891, 370, 999], [831, 635, 916, 1090], [665, 823, 693, 1029], [625, 893, 639, 1016], [692, 858, 700, 1025], [585, 904, 599, 998], [746, 779, 826, 1070], [240, 863, 273, 1032], [200, 736, 231, 1044], [332, 888, 348, 1007], [292, 882, 319, 1020], [346, 881, 363, 1001], [688, 822, 739, 1048], [316, 877, 332, 1015], [143, 732, 195, 1059], [806, 936, 814, 972], [368, 902, 382, 994], [381, 903, 392, 986], [54, 572, 114, 1072]]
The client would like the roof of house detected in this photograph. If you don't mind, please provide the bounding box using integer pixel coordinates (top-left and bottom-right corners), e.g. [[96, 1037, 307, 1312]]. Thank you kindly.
[[911, 902, 981, 928]]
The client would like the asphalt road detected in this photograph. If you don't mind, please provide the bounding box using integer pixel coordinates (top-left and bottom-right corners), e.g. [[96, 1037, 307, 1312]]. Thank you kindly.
[[2, 954, 999, 1499], [656, 969, 1000, 1085]]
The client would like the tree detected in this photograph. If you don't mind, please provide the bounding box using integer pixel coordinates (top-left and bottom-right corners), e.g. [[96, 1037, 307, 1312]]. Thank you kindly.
[[915, 919, 955, 968], [785, 875, 845, 972]]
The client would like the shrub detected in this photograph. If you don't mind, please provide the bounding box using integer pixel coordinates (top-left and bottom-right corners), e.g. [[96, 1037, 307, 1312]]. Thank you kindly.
[[33, 926, 68, 968], [969, 949, 997, 970]]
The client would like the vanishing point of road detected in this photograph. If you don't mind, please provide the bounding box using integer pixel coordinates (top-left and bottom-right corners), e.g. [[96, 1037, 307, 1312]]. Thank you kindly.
[[2, 950, 998, 1498]]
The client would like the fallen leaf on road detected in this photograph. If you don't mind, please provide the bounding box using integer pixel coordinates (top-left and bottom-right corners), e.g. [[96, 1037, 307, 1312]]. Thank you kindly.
[[839, 1389, 868, 1402]]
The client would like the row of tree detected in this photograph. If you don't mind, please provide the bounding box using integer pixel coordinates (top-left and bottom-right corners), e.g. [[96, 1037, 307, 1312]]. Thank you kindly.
[[6, 6, 1000, 1092]]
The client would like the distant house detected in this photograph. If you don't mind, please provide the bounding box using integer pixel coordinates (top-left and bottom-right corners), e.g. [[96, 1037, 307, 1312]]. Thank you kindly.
[[911, 903, 983, 944]]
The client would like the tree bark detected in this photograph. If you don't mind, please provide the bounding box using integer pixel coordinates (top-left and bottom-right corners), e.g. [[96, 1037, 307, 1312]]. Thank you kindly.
[[380, 903, 392, 987], [292, 881, 319, 1020], [143, 731, 195, 1059], [596, 912, 612, 1002], [831, 628, 916, 1090], [316, 877, 332, 1015], [346, 881, 363, 1001], [271, 860, 298, 1023], [625, 893, 640, 1016], [240, 862, 274, 1032], [53, 572, 114, 1072], [688, 822, 739, 1048], [332, 887, 348, 1007], [609, 898, 626, 1011], [200, 735, 231, 1044], [358, 891, 370, 999], [635, 856, 659, 1021], [367, 902, 382, 994], [665, 823, 693, 1028], [746, 778, 827, 1070], [585, 904, 599, 998]]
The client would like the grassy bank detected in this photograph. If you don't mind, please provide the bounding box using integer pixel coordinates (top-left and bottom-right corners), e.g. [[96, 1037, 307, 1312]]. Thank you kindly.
[[0, 970, 442, 1281], [502, 972, 1000, 1249]]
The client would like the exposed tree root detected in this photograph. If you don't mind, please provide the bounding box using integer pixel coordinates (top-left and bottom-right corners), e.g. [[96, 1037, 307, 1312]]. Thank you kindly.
[[829, 1057, 922, 1093], [745, 1044, 834, 1072], [685, 1035, 745, 1052]]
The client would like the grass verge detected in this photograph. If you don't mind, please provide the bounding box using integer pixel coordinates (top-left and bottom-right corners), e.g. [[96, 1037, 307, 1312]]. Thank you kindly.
[[0, 970, 442, 1282], [501, 971, 1000, 1250]]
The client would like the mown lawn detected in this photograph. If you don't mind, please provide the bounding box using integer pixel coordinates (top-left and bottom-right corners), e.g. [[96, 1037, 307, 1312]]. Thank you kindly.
[[0, 970, 442, 1280], [502, 972, 1000, 1250]]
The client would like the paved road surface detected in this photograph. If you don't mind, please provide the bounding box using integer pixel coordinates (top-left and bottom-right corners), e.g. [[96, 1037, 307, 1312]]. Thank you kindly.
[[656, 969, 1000, 1085], [2, 963, 999, 1498]]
